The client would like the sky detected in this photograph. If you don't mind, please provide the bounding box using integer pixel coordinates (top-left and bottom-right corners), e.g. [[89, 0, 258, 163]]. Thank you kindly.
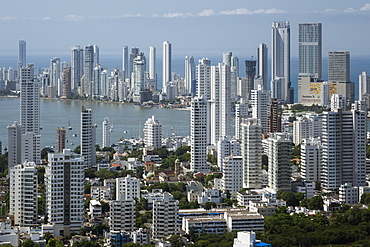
[[0, 1, 370, 60]]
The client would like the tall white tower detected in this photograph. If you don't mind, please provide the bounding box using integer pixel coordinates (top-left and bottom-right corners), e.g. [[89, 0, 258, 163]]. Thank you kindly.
[[18, 40, 26, 78], [185, 56, 195, 95], [10, 162, 38, 226], [149, 46, 156, 82], [190, 96, 210, 173], [267, 133, 292, 192], [271, 21, 291, 103], [257, 43, 268, 90], [122, 45, 129, 80], [81, 106, 96, 168], [196, 58, 211, 99], [251, 88, 270, 133], [46, 149, 84, 235], [7, 121, 22, 170], [144, 115, 162, 149], [102, 117, 111, 148], [241, 119, 262, 189], [359, 71, 370, 100], [71, 45, 84, 93], [298, 23, 322, 79], [50, 57, 61, 95], [162, 41, 171, 93]]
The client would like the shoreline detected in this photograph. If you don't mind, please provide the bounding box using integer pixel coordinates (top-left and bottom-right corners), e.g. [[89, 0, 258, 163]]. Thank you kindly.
[[0, 95, 190, 111]]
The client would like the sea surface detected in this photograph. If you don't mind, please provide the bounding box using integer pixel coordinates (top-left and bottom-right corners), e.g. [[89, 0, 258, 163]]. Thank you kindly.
[[0, 97, 190, 151]]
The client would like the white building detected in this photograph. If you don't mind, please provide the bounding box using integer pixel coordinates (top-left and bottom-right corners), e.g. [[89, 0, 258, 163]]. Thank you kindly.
[[331, 94, 346, 111], [251, 88, 269, 133], [149, 46, 156, 87], [102, 117, 111, 148], [222, 156, 243, 194], [152, 192, 179, 240], [91, 186, 111, 201], [359, 71, 370, 101], [241, 119, 263, 189], [131, 228, 150, 245], [46, 149, 84, 236], [190, 96, 210, 173], [144, 116, 162, 149], [339, 183, 359, 205], [271, 21, 291, 103], [71, 45, 84, 93], [89, 200, 102, 220], [301, 138, 322, 182], [233, 231, 271, 247], [267, 133, 292, 192], [185, 56, 195, 95], [217, 137, 240, 172], [7, 121, 21, 169], [198, 189, 223, 204], [116, 175, 140, 201], [81, 106, 96, 168], [9, 162, 38, 226], [293, 114, 322, 146], [257, 43, 268, 90], [196, 58, 211, 99], [162, 41, 171, 93], [109, 199, 135, 232], [321, 102, 367, 190], [298, 23, 322, 79], [235, 100, 249, 140]]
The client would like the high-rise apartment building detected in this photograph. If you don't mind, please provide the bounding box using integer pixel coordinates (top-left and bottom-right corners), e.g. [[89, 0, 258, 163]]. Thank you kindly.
[[62, 66, 72, 97], [359, 71, 370, 101], [144, 116, 162, 149], [190, 96, 210, 173], [301, 138, 322, 182], [71, 45, 84, 93], [20, 64, 39, 135], [149, 46, 156, 83], [152, 193, 179, 239], [130, 48, 140, 77], [245, 59, 256, 99], [251, 89, 269, 133], [222, 52, 232, 66], [222, 156, 243, 193], [46, 149, 84, 236], [18, 40, 26, 78], [271, 21, 292, 103], [267, 98, 282, 133], [102, 117, 111, 148], [84, 45, 95, 86], [234, 100, 249, 140], [110, 200, 135, 233], [122, 46, 129, 80], [185, 56, 195, 95], [7, 121, 21, 170], [162, 41, 171, 93], [81, 106, 96, 168], [257, 43, 268, 90], [196, 58, 211, 99], [298, 23, 322, 79], [321, 102, 367, 190], [56, 127, 66, 153], [10, 162, 38, 226], [50, 57, 61, 95], [217, 137, 241, 172], [267, 133, 292, 192], [115, 175, 140, 201], [133, 55, 146, 99], [328, 51, 350, 82], [241, 119, 262, 189]]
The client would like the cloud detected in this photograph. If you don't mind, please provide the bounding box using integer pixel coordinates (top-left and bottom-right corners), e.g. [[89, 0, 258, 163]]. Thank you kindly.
[[162, 12, 193, 18], [0, 16, 17, 20], [42, 16, 52, 21], [198, 9, 216, 17], [344, 8, 356, 13], [64, 15, 84, 21], [111, 14, 143, 19], [360, 3, 370, 11]]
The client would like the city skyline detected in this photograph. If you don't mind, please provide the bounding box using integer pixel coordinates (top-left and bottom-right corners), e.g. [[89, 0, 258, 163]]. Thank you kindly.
[[0, 1, 370, 58]]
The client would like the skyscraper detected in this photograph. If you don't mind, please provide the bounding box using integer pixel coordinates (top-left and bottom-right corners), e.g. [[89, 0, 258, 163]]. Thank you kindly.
[[20, 64, 39, 135], [267, 133, 292, 192], [162, 41, 171, 93], [20, 64, 41, 164], [81, 106, 96, 168], [144, 116, 162, 149], [257, 43, 268, 90], [190, 96, 210, 173], [196, 58, 211, 99], [251, 89, 269, 133], [46, 149, 84, 236], [298, 23, 322, 79], [245, 59, 257, 100], [185, 56, 195, 95], [71, 45, 84, 93], [56, 127, 66, 153], [133, 55, 146, 101], [84, 45, 95, 88], [102, 117, 111, 148], [122, 46, 129, 80], [50, 57, 61, 95], [62, 66, 72, 97], [328, 51, 350, 82], [149, 46, 156, 82], [241, 119, 262, 189], [321, 102, 367, 190], [359, 71, 370, 100], [10, 162, 38, 226], [130, 48, 140, 77], [7, 121, 22, 170], [18, 40, 26, 78], [271, 21, 292, 103]]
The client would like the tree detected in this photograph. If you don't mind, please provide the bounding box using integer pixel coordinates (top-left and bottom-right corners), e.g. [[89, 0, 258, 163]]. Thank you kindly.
[[136, 166, 144, 179], [21, 239, 39, 247], [168, 235, 186, 247], [361, 193, 370, 204], [308, 195, 324, 210], [73, 145, 81, 154], [204, 202, 216, 210], [84, 168, 97, 179]]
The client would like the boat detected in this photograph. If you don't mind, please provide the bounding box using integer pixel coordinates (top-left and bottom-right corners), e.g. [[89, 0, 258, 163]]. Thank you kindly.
[[68, 120, 72, 130], [73, 134, 77, 137]]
